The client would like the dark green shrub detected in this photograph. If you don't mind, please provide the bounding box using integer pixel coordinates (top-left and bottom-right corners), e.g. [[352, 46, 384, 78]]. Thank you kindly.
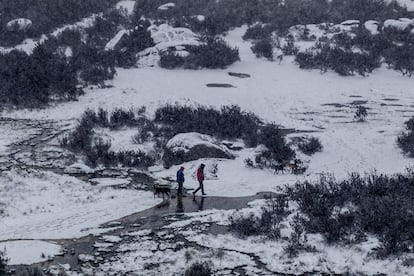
[[354, 106, 368, 122], [258, 124, 295, 163], [0, 0, 120, 46], [154, 104, 260, 145], [243, 24, 273, 40], [398, 117, 414, 157], [251, 39, 273, 60], [184, 262, 212, 276], [0, 251, 7, 276], [295, 45, 380, 76], [298, 137, 323, 155], [61, 108, 155, 168], [229, 195, 289, 239], [0, 44, 79, 107], [287, 171, 414, 255], [159, 49, 185, 69], [184, 37, 240, 69]]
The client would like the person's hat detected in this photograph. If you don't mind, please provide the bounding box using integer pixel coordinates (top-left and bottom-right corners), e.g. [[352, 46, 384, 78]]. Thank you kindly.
[[200, 163, 205, 167]]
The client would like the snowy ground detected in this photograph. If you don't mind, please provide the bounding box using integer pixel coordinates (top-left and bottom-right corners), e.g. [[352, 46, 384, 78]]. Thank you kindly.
[[4, 27, 414, 186], [1, 26, 414, 273], [0, 240, 61, 265], [0, 170, 160, 240], [48, 199, 414, 275]]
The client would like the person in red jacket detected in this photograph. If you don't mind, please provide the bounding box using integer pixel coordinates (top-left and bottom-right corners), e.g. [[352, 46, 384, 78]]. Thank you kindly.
[[193, 163, 206, 197]]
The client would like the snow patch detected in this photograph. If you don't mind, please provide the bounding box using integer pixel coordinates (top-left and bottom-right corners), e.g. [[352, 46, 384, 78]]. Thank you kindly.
[[6, 18, 32, 31], [105, 30, 129, 50], [64, 162, 94, 174], [166, 132, 223, 153], [383, 18, 414, 30], [158, 3, 176, 10], [116, 0, 136, 15], [365, 20, 380, 35], [0, 240, 61, 265]]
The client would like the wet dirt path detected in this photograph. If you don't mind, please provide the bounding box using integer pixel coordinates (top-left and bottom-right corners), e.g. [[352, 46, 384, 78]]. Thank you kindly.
[[11, 192, 272, 275]]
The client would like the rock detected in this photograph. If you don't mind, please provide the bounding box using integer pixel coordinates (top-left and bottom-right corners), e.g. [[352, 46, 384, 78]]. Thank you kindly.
[[222, 141, 244, 150], [6, 18, 32, 31], [64, 162, 94, 174], [163, 132, 234, 167], [206, 83, 235, 88], [228, 72, 250, 78]]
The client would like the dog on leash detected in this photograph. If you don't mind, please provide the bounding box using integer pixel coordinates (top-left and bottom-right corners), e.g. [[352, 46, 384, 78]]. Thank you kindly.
[[153, 185, 171, 198]]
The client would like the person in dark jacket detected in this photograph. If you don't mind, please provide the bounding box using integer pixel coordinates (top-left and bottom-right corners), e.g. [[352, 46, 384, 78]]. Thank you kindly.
[[193, 163, 206, 197], [176, 166, 185, 197]]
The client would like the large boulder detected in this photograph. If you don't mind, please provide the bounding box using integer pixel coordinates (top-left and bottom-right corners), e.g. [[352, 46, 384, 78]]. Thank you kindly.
[[163, 132, 234, 167]]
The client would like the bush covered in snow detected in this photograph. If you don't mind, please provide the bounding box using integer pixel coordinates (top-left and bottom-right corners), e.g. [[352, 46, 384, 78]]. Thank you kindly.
[[155, 105, 295, 165], [0, 25, 125, 108], [298, 137, 323, 155], [253, 124, 296, 169], [154, 104, 261, 145], [243, 24, 273, 41], [0, 45, 80, 108], [251, 39, 274, 60], [398, 117, 414, 157], [295, 45, 380, 76], [0, 0, 120, 46], [229, 194, 289, 239], [287, 172, 414, 256], [63, 105, 295, 169], [134, 0, 409, 36], [159, 49, 185, 69], [159, 37, 240, 69], [61, 108, 155, 168], [354, 105, 368, 122], [0, 251, 7, 275]]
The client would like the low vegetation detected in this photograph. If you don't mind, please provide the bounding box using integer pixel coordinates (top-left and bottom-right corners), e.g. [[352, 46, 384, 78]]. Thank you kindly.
[[295, 44, 381, 76], [0, 251, 7, 275], [251, 39, 274, 60], [184, 262, 212, 276], [159, 37, 240, 69], [288, 171, 414, 256], [354, 105, 368, 122], [298, 137, 323, 155], [62, 105, 296, 169], [60, 108, 155, 168], [229, 171, 414, 257], [398, 117, 414, 157], [134, 0, 410, 36], [0, 0, 119, 46], [229, 194, 289, 239], [0, 14, 154, 108]]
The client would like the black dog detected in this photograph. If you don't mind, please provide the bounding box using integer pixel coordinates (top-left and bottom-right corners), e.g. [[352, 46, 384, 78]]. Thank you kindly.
[[153, 185, 171, 198], [273, 164, 285, 174]]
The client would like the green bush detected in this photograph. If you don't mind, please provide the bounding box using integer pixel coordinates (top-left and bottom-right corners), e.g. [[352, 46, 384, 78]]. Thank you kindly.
[[61, 108, 155, 168], [298, 137, 323, 155], [229, 194, 289, 239], [398, 117, 414, 157], [159, 49, 185, 69], [287, 171, 414, 255], [0, 251, 7, 275], [251, 39, 273, 60], [0, 0, 120, 46], [184, 262, 212, 276]]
